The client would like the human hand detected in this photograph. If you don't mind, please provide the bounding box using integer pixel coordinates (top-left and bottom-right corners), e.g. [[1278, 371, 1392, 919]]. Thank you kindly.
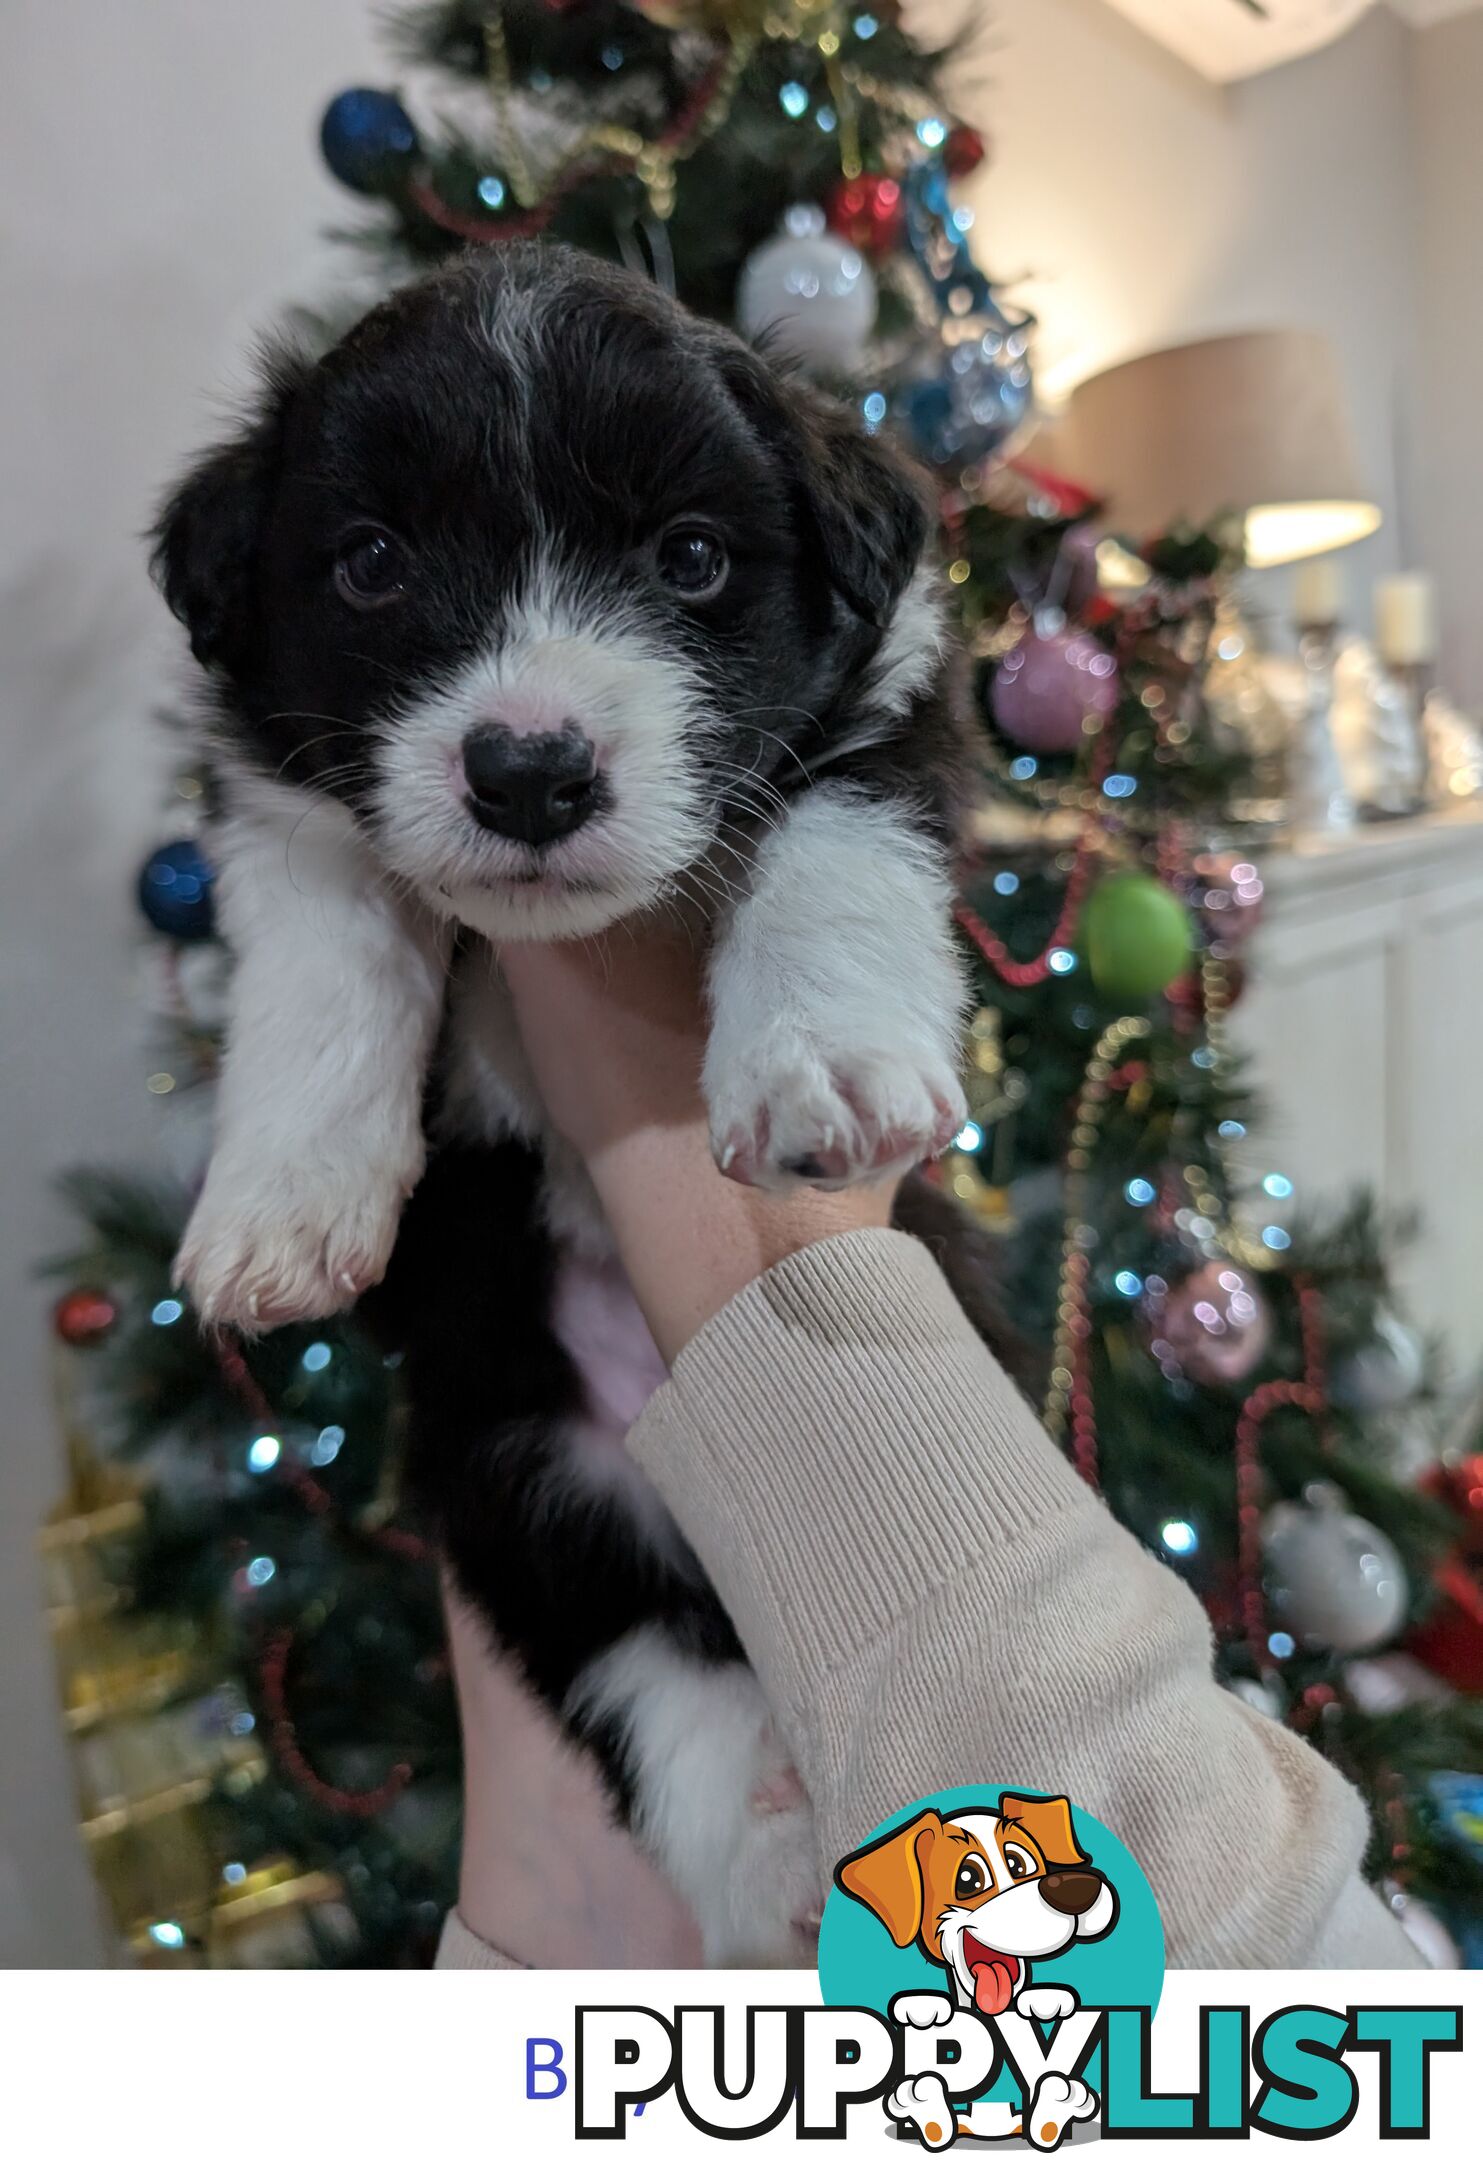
[[447, 1591, 704, 1968], [499, 927, 897, 1363]]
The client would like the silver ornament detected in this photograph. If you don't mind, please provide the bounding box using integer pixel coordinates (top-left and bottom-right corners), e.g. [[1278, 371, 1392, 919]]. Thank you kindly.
[[736, 207, 878, 374], [1226, 1674, 1283, 1720], [1331, 1309, 1425, 1413], [1263, 1481, 1408, 1654], [897, 325, 1034, 468]]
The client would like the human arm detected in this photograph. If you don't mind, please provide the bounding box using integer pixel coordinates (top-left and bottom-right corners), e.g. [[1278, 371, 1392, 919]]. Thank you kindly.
[[442, 1595, 703, 1969], [496, 927, 1419, 1970]]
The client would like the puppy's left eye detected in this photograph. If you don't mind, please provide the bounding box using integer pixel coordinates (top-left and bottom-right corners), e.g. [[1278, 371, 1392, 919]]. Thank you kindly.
[[954, 1856, 989, 1900], [1003, 1843, 1036, 1881], [656, 524, 728, 598], [334, 528, 406, 608]]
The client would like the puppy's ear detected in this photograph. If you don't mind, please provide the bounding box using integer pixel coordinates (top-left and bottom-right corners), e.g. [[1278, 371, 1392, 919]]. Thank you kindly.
[[719, 344, 929, 628], [998, 1793, 1090, 1871], [150, 345, 308, 673], [835, 1809, 943, 1949]]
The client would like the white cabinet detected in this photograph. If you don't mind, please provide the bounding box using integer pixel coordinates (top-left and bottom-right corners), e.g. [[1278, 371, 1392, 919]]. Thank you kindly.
[[1234, 806, 1483, 1385]]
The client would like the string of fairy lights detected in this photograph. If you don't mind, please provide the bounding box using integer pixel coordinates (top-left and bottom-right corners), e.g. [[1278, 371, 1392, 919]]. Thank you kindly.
[[406, 1, 949, 240]]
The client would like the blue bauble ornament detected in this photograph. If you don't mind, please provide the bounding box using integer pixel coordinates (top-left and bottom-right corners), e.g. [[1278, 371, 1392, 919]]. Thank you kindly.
[[897, 329, 1034, 467], [138, 838, 216, 942], [320, 88, 419, 196]]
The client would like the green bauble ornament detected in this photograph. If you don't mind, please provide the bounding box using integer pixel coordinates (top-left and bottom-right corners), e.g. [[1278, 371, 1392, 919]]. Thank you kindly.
[[1082, 872, 1193, 1003]]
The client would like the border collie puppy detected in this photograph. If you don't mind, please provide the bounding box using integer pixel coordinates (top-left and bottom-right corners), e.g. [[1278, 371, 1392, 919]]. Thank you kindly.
[[153, 245, 984, 1964]]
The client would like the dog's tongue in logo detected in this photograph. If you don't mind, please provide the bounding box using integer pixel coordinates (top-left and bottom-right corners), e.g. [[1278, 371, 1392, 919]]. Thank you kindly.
[[967, 1942, 1018, 2017]]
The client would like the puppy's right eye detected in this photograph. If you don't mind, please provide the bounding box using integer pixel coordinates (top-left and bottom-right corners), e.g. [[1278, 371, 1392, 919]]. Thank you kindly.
[[954, 1856, 989, 1900], [334, 529, 406, 608], [656, 523, 728, 599]]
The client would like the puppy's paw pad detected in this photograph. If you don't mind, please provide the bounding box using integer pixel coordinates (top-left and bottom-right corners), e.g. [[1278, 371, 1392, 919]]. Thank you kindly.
[[176, 1157, 416, 1331], [709, 1047, 965, 1193]]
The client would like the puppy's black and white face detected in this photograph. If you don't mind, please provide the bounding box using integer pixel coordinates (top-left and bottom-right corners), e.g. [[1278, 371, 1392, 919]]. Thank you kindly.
[[154, 245, 929, 938]]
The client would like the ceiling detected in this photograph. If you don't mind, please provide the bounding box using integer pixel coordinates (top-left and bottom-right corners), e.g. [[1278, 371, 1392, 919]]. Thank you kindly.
[[1102, 0, 1482, 82]]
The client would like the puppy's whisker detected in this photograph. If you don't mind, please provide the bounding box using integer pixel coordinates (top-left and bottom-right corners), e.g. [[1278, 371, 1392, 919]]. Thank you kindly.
[[675, 859, 740, 915], [300, 761, 373, 794], [704, 761, 793, 824], [722, 712, 824, 785], [271, 730, 359, 780], [705, 835, 763, 890]]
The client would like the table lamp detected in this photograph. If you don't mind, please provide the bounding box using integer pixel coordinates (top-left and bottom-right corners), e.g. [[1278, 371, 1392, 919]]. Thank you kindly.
[[1058, 330, 1380, 569], [1059, 331, 1381, 834]]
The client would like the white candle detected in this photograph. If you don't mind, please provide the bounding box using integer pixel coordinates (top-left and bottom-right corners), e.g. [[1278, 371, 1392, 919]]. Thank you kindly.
[[1292, 556, 1344, 626], [1374, 573, 1438, 667]]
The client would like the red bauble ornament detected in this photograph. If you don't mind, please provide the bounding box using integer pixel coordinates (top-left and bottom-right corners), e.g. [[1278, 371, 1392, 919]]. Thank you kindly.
[[53, 1287, 118, 1348], [1143, 1262, 1272, 1387], [943, 125, 986, 179], [1407, 1457, 1483, 1690], [824, 172, 905, 260]]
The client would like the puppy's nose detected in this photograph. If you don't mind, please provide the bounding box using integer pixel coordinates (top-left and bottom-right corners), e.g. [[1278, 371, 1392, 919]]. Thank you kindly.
[[461, 724, 601, 846], [1039, 1870, 1104, 1917]]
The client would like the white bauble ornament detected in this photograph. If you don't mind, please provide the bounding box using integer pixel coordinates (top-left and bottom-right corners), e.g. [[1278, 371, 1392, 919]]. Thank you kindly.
[[1263, 1481, 1408, 1654], [1331, 1309, 1425, 1413], [1226, 1674, 1283, 1719], [737, 206, 877, 372], [1388, 1891, 1461, 1970]]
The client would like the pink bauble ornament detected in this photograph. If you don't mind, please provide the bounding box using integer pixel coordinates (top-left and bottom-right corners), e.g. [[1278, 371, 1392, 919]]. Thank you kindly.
[[1193, 852, 1265, 947], [991, 626, 1120, 753], [1144, 1261, 1272, 1386]]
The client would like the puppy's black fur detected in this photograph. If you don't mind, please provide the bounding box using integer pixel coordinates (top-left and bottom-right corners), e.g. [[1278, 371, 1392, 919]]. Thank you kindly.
[[153, 246, 1022, 1951], [153, 248, 968, 847]]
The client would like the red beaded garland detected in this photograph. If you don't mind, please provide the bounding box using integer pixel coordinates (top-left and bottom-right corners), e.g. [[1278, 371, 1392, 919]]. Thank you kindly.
[[1233, 1278, 1332, 1669], [261, 1630, 413, 1820]]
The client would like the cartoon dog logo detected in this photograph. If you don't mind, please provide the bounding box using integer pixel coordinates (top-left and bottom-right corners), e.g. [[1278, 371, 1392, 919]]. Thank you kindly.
[[835, 1794, 1118, 2149]]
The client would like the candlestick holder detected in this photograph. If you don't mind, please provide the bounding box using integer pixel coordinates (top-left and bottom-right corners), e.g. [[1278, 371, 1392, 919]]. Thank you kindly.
[[1292, 617, 1356, 838], [1385, 659, 1435, 812]]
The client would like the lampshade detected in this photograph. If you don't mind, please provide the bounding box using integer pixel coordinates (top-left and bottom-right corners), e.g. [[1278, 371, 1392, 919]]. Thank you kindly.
[[1059, 331, 1381, 568]]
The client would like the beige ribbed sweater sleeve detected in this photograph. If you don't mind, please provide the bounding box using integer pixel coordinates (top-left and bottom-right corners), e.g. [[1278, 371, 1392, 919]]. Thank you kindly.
[[626, 1227, 1419, 1971]]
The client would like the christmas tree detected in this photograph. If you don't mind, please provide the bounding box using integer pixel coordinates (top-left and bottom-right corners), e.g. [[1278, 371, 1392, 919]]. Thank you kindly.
[[48, 0, 1482, 1966]]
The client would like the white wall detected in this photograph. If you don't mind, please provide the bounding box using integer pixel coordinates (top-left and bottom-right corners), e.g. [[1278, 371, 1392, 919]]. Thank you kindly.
[[1413, 8, 1483, 704], [0, 0, 388, 1968], [953, 0, 1422, 637]]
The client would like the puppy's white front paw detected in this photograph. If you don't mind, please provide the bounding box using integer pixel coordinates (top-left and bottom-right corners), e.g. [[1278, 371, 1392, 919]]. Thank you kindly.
[[1016, 1986, 1080, 2023], [175, 1145, 419, 1330], [886, 2072, 958, 2148], [1027, 2072, 1097, 2150], [890, 1991, 958, 2031], [706, 1036, 965, 1192]]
